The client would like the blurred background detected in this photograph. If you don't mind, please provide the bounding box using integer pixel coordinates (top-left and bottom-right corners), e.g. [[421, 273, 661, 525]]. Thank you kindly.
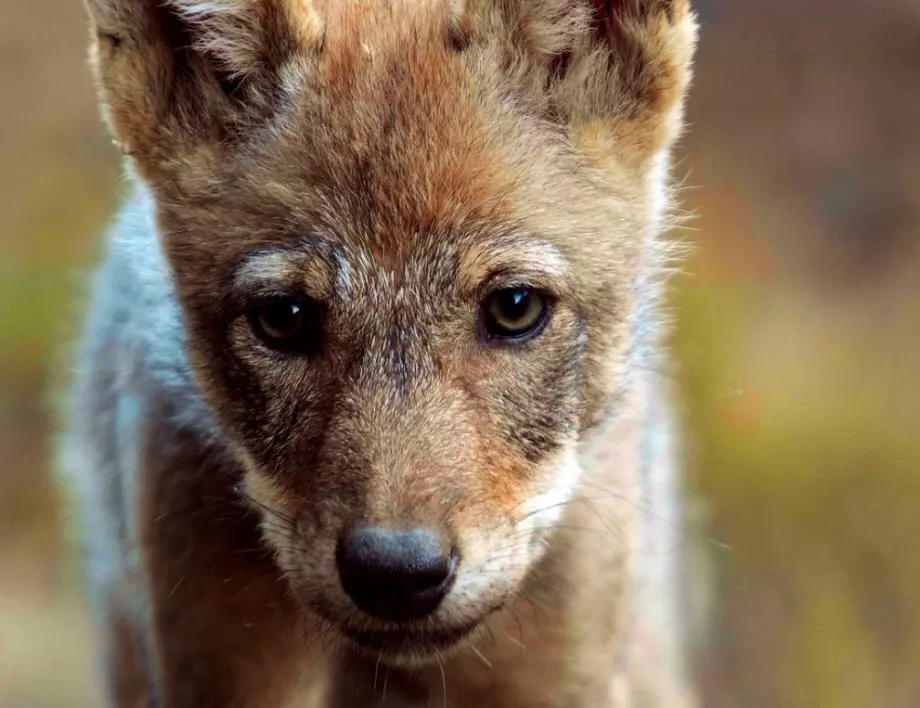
[[1, 1, 919, 706]]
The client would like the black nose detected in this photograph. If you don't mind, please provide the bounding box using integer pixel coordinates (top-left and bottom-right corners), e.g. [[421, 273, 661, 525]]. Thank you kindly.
[[336, 526, 455, 622]]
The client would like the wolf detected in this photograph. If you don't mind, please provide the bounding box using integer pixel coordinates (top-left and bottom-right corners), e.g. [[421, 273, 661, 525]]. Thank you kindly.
[[60, 0, 699, 705]]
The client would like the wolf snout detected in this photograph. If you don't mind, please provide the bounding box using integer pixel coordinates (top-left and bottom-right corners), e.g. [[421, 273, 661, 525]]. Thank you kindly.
[[335, 526, 457, 622]]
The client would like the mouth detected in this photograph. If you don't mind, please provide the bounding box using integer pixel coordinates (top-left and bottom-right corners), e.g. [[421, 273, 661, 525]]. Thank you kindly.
[[341, 620, 481, 663]]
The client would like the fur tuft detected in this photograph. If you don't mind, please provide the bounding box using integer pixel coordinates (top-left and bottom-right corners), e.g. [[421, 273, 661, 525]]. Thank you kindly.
[[169, 0, 323, 80]]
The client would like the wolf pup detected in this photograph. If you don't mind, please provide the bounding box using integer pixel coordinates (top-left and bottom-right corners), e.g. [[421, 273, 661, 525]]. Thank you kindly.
[[62, 0, 698, 705]]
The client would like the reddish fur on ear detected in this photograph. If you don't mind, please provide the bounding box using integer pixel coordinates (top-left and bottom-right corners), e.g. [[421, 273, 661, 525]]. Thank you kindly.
[[562, 0, 697, 165], [169, 0, 324, 80], [453, 0, 696, 168], [84, 0, 324, 182]]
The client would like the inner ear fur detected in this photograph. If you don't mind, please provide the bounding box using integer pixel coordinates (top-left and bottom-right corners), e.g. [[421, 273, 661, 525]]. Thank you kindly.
[[571, 0, 697, 165], [460, 0, 697, 166], [84, 0, 323, 181]]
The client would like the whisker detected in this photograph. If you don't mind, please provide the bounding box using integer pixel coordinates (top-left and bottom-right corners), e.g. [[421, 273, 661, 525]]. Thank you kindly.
[[436, 650, 448, 708], [466, 640, 493, 669]]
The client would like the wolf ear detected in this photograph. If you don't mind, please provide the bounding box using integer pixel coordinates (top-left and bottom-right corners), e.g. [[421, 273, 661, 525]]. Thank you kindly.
[[84, 0, 323, 181], [567, 0, 697, 164], [461, 0, 697, 168]]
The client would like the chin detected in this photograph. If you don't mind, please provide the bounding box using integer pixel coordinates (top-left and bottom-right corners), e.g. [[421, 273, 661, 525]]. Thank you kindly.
[[304, 592, 511, 667], [340, 621, 482, 666]]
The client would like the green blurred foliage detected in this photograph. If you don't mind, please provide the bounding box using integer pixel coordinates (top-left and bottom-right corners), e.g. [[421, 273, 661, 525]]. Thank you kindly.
[[668, 3, 920, 704], [673, 240, 920, 708]]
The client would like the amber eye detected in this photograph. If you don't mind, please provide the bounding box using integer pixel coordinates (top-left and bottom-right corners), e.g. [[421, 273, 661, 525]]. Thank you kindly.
[[482, 287, 550, 342], [248, 296, 322, 353]]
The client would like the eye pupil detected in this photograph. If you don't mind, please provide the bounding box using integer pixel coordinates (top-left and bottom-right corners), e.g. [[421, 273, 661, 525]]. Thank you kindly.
[[483, 287, 550, 342], [499, 290, 530, 320], [260, 301, 301, 338], [249, 297, 321, 353]]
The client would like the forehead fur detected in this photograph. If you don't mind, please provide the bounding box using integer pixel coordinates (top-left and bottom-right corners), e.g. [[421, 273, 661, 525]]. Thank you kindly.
[[87, 0, 695, 296], [161, 15, 639, 284], [91, 0, 696, 248], [292, 0, 516, 255]]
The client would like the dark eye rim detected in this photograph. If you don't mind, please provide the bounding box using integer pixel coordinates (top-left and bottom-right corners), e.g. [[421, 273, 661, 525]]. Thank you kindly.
[[479, 286, 554, 344], [245, 294, 324, 354]]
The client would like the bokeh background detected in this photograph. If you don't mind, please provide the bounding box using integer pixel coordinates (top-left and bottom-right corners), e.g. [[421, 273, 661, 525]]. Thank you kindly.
[[2, 1, 919, 706]]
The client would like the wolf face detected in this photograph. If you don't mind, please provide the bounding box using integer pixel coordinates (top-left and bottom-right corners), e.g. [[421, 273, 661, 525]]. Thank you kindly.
[[84, 0, 695, 665]]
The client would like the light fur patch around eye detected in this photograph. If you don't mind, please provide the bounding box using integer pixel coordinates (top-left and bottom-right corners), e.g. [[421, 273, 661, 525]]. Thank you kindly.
[[235, 251, 301, 287], [234, 249, 335, 299], [461, 237, 573, 294]]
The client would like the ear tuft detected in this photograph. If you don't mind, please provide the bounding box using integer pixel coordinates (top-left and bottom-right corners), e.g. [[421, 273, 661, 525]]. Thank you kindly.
[[464, 0, 697, 166], [557, 0, 697, 165], [83, 0, 324, 182], [446, 0, 475, 51], [169, 1, 263, 82], [169, 1, 323, 82]]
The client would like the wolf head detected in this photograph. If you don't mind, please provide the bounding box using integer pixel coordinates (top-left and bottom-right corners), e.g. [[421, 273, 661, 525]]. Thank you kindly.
[[85, 0, 695, 664]]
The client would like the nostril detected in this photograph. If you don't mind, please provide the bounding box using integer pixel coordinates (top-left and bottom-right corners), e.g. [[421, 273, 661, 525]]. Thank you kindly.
[[336, 526, 456, 622]]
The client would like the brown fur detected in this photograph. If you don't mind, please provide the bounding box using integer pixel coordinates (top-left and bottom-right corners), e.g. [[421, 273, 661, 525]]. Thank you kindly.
[[66, 0, 698, 705]]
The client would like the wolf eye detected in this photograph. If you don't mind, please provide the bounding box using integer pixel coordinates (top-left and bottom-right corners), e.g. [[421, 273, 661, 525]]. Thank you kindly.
[[248, 296, 322, 353], [482, 287, 550, 342]]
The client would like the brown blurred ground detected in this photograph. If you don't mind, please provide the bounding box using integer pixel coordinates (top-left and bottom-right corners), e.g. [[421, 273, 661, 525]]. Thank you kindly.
[[1, 2, 918, 707]]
